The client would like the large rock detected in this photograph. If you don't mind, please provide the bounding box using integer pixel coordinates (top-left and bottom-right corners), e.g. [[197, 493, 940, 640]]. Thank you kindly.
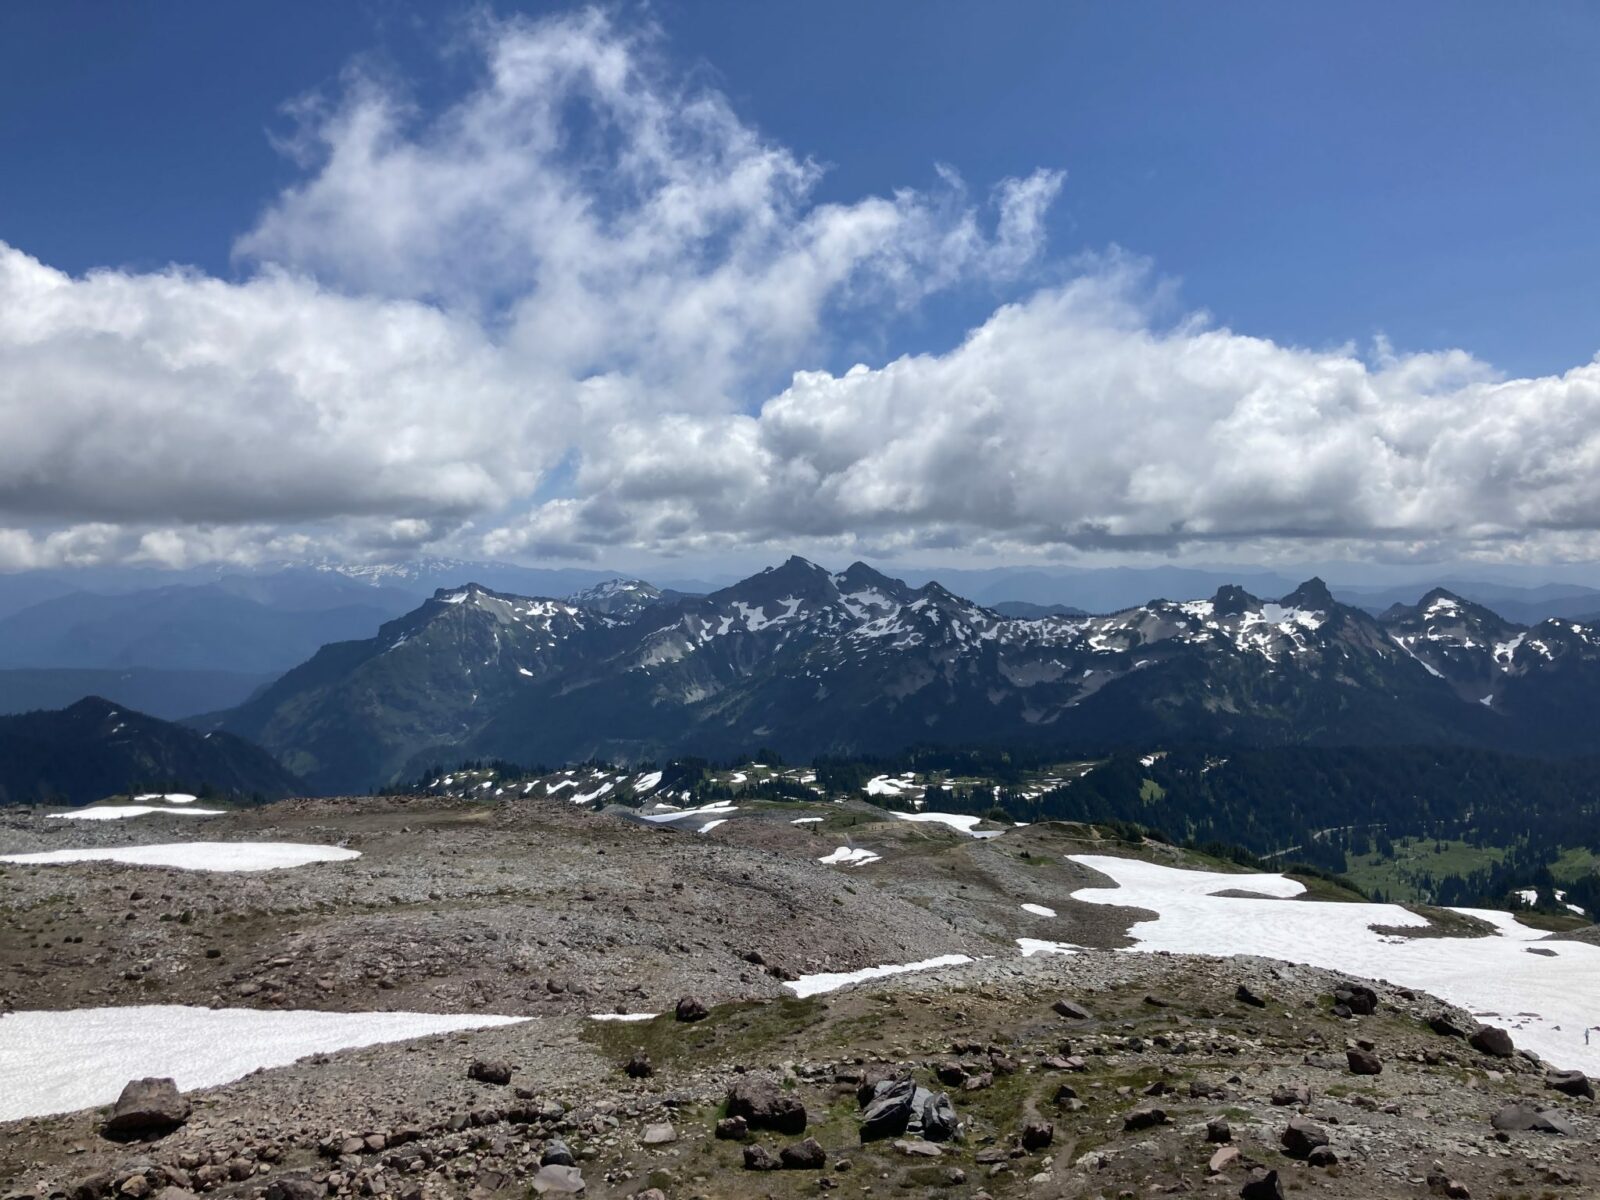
[[1347, 1047, 1383, 1075], [921, 1091, 958, 1142], [1052, 998, 1092, 1020], [1546, 1069, 1595, 1099], [726, 1078, 807, 1134], [468, 1059, 513, 1085], [1020, 1121, 1053, 1150], [1280, 1115, 1329, 1159], [1240, 1170, 1284, 1200], [1490, 1103, 1574, 1135], [541, 1138, 576, 1166], [742, 1144, 780, 1171], [674, 996, 709, 1023], [779, 1137, 826, 1169], [859, 1078, 917, 1141], [1333, 984, 1378, 1015], [102, 1078, 190, 1140], [530, 1165, 585, 1195], [1468, 1025, 1515, 1058]]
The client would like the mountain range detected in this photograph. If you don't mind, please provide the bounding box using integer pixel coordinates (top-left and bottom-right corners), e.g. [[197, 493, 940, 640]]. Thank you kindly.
[[212, 556, 1600, 794], [0, 696, 302, 805]]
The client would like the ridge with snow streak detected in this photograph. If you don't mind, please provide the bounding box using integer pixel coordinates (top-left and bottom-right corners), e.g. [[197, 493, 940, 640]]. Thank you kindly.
[[217, 559, 1600, 791]]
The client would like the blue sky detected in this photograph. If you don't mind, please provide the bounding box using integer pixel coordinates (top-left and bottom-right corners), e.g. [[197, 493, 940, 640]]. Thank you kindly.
[[5, 2, 1596, 377], [1, 2, 1599, 576]]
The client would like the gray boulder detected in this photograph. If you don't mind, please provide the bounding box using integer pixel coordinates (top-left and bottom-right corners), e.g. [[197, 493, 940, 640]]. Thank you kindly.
[[102, 1078, 190, 1141], [1280, 1115, 1329, 1159], [1546, 1069, 1595, 1099], [860, 1078, 917, 1141], [1468, 1026, 1515, 1058], [726, 1078, 807, 1134]]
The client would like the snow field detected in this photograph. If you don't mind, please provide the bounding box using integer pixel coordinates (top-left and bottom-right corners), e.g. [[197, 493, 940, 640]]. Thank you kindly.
[[0, 842, 361, 873]]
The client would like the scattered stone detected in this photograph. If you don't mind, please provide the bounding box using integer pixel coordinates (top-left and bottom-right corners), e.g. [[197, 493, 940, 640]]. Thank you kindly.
[[1333, 983, 1378, 1015], [715, 1116, 748, 1140], [860, 1078, 917, 1141], [101, 1078, 190, 1140], [530, 1164, 585, 1195], [921, 1091, 958, 1142], [1490, 1103, 1574, 1135], [1270, 1083, 1310, 1107], [1280, 1115, 1329, 1159], [1428, 1014, 1467, 1038], [1206, 1117, 1232, 1143], [541, 1138, 576, 1167], [1235, 984, 1266, 1008], [1208, 1146, 1239, 1174], [742, 1145, 780, 1172], [1122, 1106, 1167, 1132], [625, 1051, 653, 1079], [726, 1078, 807, 1134], [1019, 1121, 1053, 1150], [1468, 1025, 1514, 1058], [1052, 998, 1092, 1020], [780, 1137, 826, 1169], [263, 1180, 320, 1200], [1347, 1046, 1383, 1075], [674, 995, 709, 1023], [641, 1121, 676, 1146], [1545, 1068, 1595, 1099], [1240, 1170, 1284, 1200], [467, 1059, 513, 1085]]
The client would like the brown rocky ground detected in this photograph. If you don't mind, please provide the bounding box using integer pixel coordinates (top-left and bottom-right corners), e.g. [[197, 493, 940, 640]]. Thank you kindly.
[[3, 798, 1598, 1199]]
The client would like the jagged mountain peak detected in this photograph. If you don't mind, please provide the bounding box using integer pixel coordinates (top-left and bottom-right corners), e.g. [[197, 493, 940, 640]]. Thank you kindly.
[[1280, 576, 1335, 611], [1210, 584, 1260, 617]]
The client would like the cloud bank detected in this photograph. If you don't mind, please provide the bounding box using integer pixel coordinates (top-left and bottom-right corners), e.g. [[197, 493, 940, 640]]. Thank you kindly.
[[2, 9, 1598, 570]]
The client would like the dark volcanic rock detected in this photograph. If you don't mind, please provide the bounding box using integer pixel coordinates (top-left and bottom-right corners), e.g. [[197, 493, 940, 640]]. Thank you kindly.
[[674, 995, 710, 1022], [1280, 1115, 1329, 1159], [1428, 1014, 1467, 1038], [1347, 1047, 1383, 1075], [1240, 1170, 1284, 1200], [1235, 984, 1267, 1008], [1052, 998, 1092, 1020], [859, 1078, 916, 1141], [625, 1051, 653, 1079], [1546, 1069, 1595, 1099], [541, 1138, 576, 1166], [101, 1078, 190, 1140], [715, 1116, 748, 1140], [468, 1059, 513, 1085], [1469, 1025, 1515, 1058], [921, 1092, 958, 1142], [1020, 1121, 1053, 1150], [742, 1144, 780, 1171], [726, 1078, 807, 1134], [779, 1137, 826, 1169], [1122, 1106, 1167, 1131], [1333, 983, 1378, 1015]]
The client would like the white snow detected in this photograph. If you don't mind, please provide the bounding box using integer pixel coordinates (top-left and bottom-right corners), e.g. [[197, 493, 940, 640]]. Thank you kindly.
[[48, 806, 225, 821], [818, 846, 881, 866], [790, 817, 824, 825], [633, 771, 663, 793], [0, 1005, 526, 1121], [1017, 938, 1081, 957], [887, 811, 984, 835], [697, 819, 728, 834], [587, 1012, 657, 1022], [639, 801, 737, 824], [1516, 888, 1539, 905], [133, 793, 199, 804], [1020, 903, 1057, 917], [865, 775, 906, 796], [782, 954, 973, 999], [0, 842, 361, 873], [1069, 853, 1600, 1073]]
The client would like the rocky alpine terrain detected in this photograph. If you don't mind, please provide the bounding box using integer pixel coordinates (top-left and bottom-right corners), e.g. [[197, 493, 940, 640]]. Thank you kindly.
[[5, 792, 1600, 1199]]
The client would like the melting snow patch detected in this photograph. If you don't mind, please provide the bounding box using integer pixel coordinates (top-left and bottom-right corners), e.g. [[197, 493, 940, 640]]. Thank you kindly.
[[639, 801, 737, 824], [791, 817, 824, 824], [48, 806, 225, 821], [887, 811, 985, 836], [134, 793, 199, 804], [587, 1012, 657, 1022], [1017, 938, 1082, 957], [697, 820, 728, 834], [1068, 853, 1600, 1073], [634, 771, 663, 793], [1020, 903, 1057, 917], [0, 1005, 526, 1121], [818, 847, 881, 867], [782, 954, 973, 999], [0, 843, 361, 873]]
